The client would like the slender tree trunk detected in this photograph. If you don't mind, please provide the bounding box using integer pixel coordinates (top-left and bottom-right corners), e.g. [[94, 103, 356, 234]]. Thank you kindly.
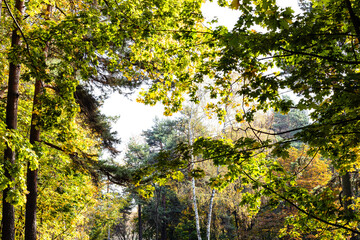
[[25, 75, 41, 240], [24, 7, 52, 240], [206, 188, 215, 240], [233, 210, 239, 234], [160, 192, 166, 240], [188, 110, 202, 240], [192, 177, 202, 240], [138, 204, 143, 240], [345, 0, 360, 39], [155, 187, 160, 240], [2, 1, 24, 239], [206, 166, 219, 240]]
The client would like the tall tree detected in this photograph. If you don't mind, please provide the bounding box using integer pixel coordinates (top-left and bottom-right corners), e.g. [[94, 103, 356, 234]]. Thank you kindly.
[[2, 0, 25, 239], [24, 5, 52, 240]]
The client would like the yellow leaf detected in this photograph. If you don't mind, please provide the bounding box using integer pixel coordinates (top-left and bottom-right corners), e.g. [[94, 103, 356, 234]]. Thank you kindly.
[[231, 0, 240, 10]]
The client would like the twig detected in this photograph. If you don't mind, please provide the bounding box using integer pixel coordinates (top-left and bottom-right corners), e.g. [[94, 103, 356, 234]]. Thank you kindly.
[[279, 47, 360, 65], [3, 0, 31, 56]]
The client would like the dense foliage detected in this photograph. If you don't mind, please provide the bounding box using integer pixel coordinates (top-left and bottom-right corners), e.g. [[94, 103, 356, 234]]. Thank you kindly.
[[1, 0, 360, 239]]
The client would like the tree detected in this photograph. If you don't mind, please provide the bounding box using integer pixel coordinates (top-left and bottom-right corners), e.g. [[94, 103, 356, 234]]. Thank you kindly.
[[2, 0, 25, 239], [1, 0, 210, 238], [138, 0, 360, 237]]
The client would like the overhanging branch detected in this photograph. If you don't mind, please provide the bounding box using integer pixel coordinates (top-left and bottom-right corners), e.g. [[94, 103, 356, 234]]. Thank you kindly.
[[279, 47, 360, 64], [242, 169, 360, 235]]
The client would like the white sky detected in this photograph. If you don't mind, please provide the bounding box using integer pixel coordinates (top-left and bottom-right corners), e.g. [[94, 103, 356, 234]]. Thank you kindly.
[[101, 0, 301, 154]]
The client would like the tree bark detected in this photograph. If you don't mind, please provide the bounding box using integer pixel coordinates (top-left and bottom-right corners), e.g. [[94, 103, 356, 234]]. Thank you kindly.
[[24, 6, 51, 240], [138, 204, 143, 240], [233, 210, 239, 233], [206, 188, 215, 240], [192, 177, 202, 240], [188, 110, 202, 240], [345, 0, 360, 39], [160, 192, 166, 240], [2, 0, 24, 239], [206, 166, 219, 240], [25, 76, 41, 240], [341, 171, 353, 214]]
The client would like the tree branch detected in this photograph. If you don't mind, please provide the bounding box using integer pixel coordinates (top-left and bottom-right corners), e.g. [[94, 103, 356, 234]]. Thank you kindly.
[[344, 0, 360, 40], [241, 169, 360, 235], [247, 116, 360, 137], [3, 0, 30, 56], [279, 47, 360, 64]]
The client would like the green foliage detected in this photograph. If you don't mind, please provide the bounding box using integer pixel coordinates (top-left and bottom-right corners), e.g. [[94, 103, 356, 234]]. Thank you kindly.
[[1, 0, 213, 237], [134, 0, 360, 236], [2, 0, 360, 238], [0, 123, 38, 205]]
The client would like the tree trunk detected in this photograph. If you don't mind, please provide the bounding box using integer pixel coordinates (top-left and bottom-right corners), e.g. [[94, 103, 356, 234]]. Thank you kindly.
[[206, 188, 215, 240], [233, 210, 239, 235], [160, 192, 166, 240], [2, 0, 24, 239], [155, 187, 160, 240], [342, 171, 353, 215], [25, 7, 51, 240], [206, 166, 219, 240], [138, 204, 143, 240], [192, 177, 202, 240], [25, 76, 41, 240], [345, 0, 360, 39], [341, 172, 359, 240], [188, 110, 202, 240]]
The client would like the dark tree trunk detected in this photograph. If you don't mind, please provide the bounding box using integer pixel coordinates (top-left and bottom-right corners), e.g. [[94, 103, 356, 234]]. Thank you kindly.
[[233, 210, 239, 232], [342, 171, 353, 214], [341, 171, 357, 240], [2, 148, 16, 240], [160, 193, 166, 240], [155, 187, 160, 240], [25, 77, 42, 240], [138, 204, 143, 240], [2, 1, 24, 239], [342, 172, 360, 240], [25, 7, 51, 240], [345, 0, 360, 39]]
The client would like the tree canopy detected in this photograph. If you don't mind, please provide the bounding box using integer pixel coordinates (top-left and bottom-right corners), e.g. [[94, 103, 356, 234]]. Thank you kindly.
[[1, 0, 360, 239]]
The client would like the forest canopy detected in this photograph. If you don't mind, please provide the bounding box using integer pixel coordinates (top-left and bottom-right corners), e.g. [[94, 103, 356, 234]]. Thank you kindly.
[[0, 0, 360, 239]]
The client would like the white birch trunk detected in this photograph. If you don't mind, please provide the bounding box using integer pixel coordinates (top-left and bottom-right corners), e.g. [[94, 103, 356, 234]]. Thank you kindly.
[[189, 110, 202, 240], [206, 188, 215, 240], [192, 176, 202, 240], [206, 166, 219, 240]]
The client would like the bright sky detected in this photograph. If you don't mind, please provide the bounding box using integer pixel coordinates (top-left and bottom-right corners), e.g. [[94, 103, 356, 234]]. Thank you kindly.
[[101, 0, 301, 154], [101, 2, 241, 151]]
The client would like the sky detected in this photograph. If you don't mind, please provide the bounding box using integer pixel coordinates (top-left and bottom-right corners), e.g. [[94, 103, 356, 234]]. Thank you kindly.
[[101, 0, 301, 155], [101, 1, 241, 151]]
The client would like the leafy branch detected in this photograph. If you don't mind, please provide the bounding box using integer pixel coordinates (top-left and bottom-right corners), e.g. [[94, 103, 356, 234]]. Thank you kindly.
[[279, 47, 360, 64], [241, 169, 360, 235]]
